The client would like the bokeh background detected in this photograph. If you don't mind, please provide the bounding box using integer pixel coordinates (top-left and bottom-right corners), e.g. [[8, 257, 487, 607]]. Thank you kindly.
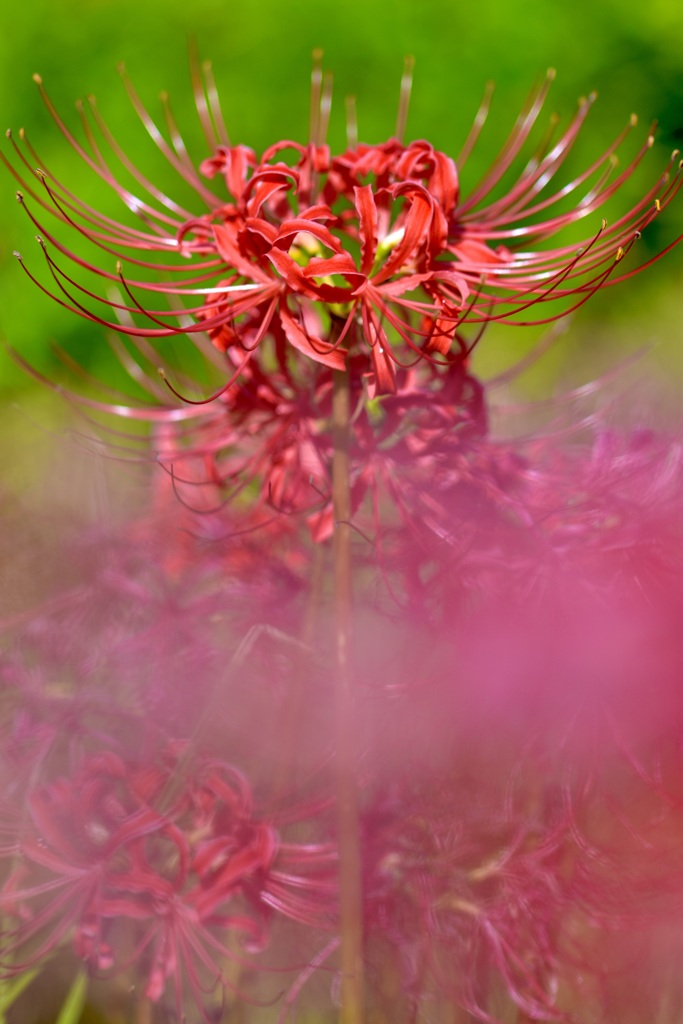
[[1, 0, 682, 420]]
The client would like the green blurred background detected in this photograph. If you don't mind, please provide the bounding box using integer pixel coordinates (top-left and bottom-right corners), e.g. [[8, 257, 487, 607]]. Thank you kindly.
[[1, 0, 682, 411]]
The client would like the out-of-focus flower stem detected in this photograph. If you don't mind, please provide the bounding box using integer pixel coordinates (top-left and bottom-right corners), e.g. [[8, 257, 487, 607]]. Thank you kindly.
[[275, 543, 325, 801], [332, 367, 365, 1024], [134, 994, 153, 1024]]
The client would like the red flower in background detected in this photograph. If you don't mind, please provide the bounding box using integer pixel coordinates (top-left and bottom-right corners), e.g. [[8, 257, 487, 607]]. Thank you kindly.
[[0, 745, 336, 1020]]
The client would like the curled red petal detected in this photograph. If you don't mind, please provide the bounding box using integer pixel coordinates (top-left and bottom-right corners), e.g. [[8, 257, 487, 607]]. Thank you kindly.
[[279, 302, 348, 369], [354, 183, 379, 274], [212, 223, 272, 283], [274, 217, 343, 254]]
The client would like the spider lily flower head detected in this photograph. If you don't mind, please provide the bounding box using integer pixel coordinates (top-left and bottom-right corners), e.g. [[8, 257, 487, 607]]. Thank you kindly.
[[5, 57, 682, 408], [369, 415, 683, 612], [0, 743, 337, 1020], [0, 498, 324, 778], [366, 426, 683, 779], [334, 420, 683, 835], [363, 742, 683, 1023], [138, 341, 487, 545], [363, 775, 577, 1021]]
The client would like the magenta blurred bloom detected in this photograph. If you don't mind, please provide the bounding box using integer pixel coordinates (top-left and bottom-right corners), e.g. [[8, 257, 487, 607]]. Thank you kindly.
[[0, 744, 336, 1017]]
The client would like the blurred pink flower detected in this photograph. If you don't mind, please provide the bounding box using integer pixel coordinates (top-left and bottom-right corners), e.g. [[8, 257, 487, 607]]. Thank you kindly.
[[0, 744, 336, 1018]]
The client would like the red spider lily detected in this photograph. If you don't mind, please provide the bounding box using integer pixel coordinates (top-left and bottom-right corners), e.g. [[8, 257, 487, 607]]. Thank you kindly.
[[363, 777, 575, 1021], [150, 347, 485, 548], [0, 744, 337, 1020], [0, 483, 319, 754], [14, 319, 483, 548], [340, 424, 683, 863], [363, 732, 683, 1024], [392, 424, 683, 623], [363, 424, 683, 723], [4, 61, 681, 405]]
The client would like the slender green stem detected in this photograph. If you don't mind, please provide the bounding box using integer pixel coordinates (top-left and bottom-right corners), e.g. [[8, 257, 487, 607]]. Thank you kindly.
[[332, 368, 365, 1024]]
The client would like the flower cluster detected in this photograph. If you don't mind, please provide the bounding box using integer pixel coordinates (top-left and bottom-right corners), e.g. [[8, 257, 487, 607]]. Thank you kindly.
[[4, 424, 683, 1021], [0, 742, 336, 1019]]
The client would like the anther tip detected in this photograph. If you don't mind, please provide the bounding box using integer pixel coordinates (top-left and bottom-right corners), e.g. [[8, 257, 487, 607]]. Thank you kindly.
[[32, 73, 43, 85], [630, 113, 638, 127], [312, 47, 323, 62], [647, 134, 655, 148], [116, 260, 123, 274], [547, 67, 557, 81], [5, 128, 11, 139], [157, 367, 167, 379], [36, 235, 45, 247], [34, 167, 46, 180], [15, 190, 24, 203], [601, 218, 607, 230], [634, 230, 642, 239], [12, 250, 22, 261]]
